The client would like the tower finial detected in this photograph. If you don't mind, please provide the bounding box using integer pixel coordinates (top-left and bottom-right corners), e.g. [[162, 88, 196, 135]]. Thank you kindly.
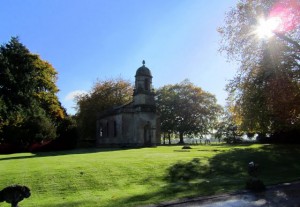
[[142, 60, 145, 66]]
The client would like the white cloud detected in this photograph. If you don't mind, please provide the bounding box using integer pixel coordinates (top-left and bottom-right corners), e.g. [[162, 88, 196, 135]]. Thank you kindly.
[[64, 90, 88, 101]]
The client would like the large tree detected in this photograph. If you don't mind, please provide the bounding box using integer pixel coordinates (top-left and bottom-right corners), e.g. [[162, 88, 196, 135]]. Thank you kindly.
[[0, 37, 66, 145], [219, 0, 300, 135], [156, 80, 222, 144], [75, 78, 133, 143]]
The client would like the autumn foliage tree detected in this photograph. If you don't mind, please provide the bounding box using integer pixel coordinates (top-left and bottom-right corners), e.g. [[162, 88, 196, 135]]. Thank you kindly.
[[156, 80, 222, 144], [75, 78, 133, 144], [0, 37, 66, 146], [219, 0, 300, 138]]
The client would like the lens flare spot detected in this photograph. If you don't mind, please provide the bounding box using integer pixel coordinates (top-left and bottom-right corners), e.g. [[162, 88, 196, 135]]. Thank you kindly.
[[255, 17, 282, 38], [269, 0, 300, 33]]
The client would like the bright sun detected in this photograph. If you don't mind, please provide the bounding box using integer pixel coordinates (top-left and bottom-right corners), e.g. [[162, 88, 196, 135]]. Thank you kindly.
[[255, 17, 282, 38]]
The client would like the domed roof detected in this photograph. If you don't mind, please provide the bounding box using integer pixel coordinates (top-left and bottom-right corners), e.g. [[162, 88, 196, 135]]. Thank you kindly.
[[135, 60, 152, 77]]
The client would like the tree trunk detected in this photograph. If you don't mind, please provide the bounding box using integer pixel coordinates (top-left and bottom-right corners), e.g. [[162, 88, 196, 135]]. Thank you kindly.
[[178, 132, 184, 144], [168, 132, 171, 145]]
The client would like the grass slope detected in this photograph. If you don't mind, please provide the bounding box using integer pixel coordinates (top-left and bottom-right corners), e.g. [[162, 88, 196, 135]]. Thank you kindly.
[[1, 144, 300, 207]]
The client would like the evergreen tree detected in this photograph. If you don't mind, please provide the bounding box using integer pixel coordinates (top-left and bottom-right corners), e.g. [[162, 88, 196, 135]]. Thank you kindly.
[[0, 37, 65, 146]]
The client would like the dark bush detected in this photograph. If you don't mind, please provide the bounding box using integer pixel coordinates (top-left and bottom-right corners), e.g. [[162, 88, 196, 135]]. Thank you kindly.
[[182, 145, 192, 149], [29, 116, 78, 152], [0, 143, 25, 154], [257, 130, 300, 144]]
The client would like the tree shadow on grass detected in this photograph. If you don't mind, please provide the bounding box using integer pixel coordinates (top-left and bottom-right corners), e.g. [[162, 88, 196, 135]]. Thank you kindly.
[[0, 147, 133, 161], [110, 159, 239, 207], [209, 145, 300, 184], [111, 145, 300, 207]]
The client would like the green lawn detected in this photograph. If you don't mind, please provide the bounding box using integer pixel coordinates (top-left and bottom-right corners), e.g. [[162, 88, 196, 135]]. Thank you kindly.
[[1, 144, 300, 207]]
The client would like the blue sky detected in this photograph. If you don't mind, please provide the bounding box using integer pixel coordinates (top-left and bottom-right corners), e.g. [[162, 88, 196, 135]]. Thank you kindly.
[[1, 0, 239, 114]]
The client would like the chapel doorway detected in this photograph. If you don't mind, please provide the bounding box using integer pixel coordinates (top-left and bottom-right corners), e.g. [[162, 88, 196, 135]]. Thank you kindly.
[[144, 122, 151, 146]]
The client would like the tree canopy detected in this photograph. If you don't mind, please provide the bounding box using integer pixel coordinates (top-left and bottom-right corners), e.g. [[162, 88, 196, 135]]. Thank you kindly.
[[0, 37, 66, 145], [75, 78, 133, 143], [156, 80, 222, 144], [219, 0, 300, 136]]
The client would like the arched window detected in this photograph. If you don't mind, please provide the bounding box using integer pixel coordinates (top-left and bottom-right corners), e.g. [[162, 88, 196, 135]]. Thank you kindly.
[[114, 121, 117, 137], [106, 122, 109, 137], [144, 78, 149, 91], [99, 124, 103, 137]]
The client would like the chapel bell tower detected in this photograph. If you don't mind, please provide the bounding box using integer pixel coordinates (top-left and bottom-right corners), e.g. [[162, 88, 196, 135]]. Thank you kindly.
[[133, 60, 155, 109]]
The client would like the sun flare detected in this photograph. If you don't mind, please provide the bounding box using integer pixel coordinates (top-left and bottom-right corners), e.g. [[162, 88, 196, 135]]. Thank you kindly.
[[255, 17, 282, 38]]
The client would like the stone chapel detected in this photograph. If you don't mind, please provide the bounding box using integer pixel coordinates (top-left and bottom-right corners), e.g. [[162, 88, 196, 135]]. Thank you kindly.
[[96, 61, 160, 147]]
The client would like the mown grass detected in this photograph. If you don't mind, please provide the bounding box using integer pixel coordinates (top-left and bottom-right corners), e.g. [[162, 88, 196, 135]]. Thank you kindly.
[[1, 144, 300, 207]]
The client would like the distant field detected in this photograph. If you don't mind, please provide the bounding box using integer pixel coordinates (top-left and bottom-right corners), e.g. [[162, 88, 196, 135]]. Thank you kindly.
[[1, 144, 300, 207]]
